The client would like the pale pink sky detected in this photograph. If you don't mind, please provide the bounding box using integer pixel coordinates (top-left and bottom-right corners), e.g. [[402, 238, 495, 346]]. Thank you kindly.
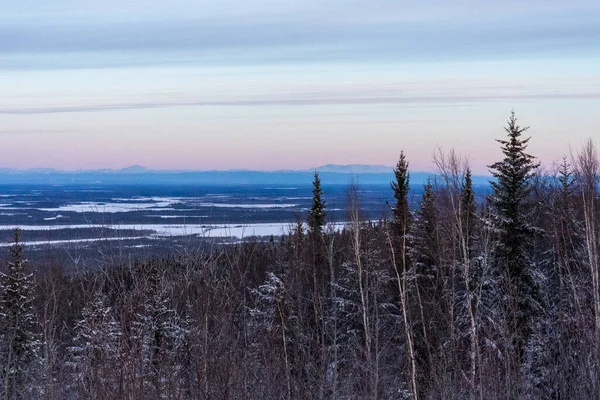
[[2, 1, 599, 174]]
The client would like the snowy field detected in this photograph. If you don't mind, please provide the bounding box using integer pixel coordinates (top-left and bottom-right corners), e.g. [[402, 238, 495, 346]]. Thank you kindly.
[[0, 222, 294, 244], [0, 183, 397, 248]]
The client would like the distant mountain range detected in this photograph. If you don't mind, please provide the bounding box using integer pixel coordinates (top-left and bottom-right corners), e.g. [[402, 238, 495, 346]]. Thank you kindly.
[[0, 164, 393, 174], [314, 164, 395, 174], [0, 164, 492, 186]]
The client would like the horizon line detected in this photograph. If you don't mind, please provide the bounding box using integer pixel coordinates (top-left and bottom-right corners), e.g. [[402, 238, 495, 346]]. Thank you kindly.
[[0, 165, 494, 176]]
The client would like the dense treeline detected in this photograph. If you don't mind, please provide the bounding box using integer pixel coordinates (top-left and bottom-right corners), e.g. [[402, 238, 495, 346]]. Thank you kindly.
[[1, 112, 600, 399]]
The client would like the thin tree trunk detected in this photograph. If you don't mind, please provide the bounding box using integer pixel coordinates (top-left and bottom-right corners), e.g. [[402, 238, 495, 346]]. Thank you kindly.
[[387, 228, 418, 400], [278, 303, 292, 400], [349, 181, 376, 397], [325, 231, 339, 399]]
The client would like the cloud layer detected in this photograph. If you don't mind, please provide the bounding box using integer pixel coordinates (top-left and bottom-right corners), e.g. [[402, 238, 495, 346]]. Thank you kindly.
[[1, 0, 599, 171], [2, 0, 599, 69]]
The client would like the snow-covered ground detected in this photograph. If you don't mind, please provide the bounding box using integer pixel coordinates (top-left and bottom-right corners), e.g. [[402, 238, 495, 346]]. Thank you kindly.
[[0, 236, 149, 247], [0, 221, 351, 246], [36, 197, 300, 213], [0, 222, 292, 236], [194, 202, 299, 209], [39, 198, 183, 213]]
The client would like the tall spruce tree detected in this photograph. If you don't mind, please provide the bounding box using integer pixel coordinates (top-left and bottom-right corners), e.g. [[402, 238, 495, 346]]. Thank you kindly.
[[413, 179, 440, 275], [0, 229, 40, 400], [307, 171, 326, 239], [555, 158, 578, 278], [306, 170, 328, 390], [391, 151, 411, 239], [411, 179, 441, 395], [489, 111, 540, 361], [461, 168, 478, 257], [389, 151, 419, 400]]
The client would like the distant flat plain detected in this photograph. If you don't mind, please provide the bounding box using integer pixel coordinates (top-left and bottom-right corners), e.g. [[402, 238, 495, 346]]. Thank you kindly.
[[0, 182, 490, 266]]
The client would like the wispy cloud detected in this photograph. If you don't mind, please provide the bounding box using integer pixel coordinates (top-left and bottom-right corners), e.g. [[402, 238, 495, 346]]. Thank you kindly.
[[2, 1, 599, 70], [0, 129, 72, 135], [2, 84, 599, 115]]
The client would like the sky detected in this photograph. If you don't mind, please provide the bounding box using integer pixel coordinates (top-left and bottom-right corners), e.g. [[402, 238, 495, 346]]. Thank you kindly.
[[1, 0, 599, 174]]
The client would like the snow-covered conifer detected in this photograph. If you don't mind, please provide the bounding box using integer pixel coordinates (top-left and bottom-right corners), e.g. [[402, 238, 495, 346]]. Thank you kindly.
[[307, 172, 327, 240], [0, 229, 41, 400], [488, 111, 540, 361], [67, 292, 121, 399]]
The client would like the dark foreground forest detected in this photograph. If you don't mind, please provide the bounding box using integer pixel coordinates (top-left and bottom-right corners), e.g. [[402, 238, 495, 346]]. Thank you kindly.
[[2, 112, 600, 399]]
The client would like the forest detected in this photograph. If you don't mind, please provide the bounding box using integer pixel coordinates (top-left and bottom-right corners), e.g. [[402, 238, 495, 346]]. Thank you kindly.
[[1, 111, 600, 399]]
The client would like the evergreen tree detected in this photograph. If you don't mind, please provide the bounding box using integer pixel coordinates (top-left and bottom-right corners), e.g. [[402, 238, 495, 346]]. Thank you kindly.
[[390, 151, 411, 240], [413, 179, 440, 275], [132, 263, 189, 398], [292, 214, 304, 259], [0, 229, 40, 400], [249, 272, 295, 398], [307, 171, 327, 240], [305, 171, 328, 394], [554, 158, 580, 284], [488, 111, 540, 361], [134, 266, 170, 395], [461, 168, 478, 257], [389, 151, 419, 399], [67, 292, 121, 399], [411, 179, 441, 395]]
